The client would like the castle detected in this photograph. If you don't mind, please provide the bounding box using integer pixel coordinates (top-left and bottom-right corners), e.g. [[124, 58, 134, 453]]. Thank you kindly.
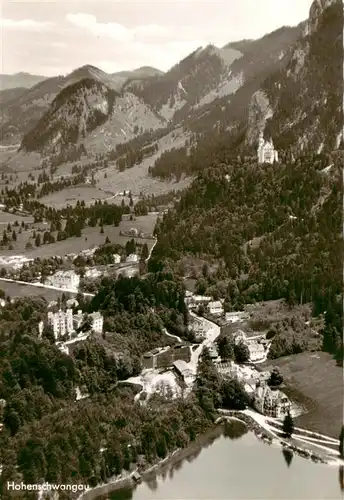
[[257, 132, 278, 164]]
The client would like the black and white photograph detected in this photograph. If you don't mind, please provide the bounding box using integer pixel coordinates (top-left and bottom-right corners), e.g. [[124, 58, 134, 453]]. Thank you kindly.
[[0, 0, 343, 498]]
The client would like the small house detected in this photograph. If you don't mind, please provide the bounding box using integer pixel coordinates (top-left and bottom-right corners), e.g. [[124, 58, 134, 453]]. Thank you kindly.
[[207, 300, 224, 316], [126, 253, 138, 263]]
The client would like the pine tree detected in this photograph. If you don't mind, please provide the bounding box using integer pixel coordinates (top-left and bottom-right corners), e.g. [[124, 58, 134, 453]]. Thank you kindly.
[[2, 230, 8, 245], [283, 412, 294, 438], [339, 426, 344, 458], [35, 234, 41, 247]]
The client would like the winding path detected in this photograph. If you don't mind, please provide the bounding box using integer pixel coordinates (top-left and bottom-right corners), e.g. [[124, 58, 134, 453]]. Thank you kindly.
[[242, 409, 341, 464], [145, 238, 157, 263]]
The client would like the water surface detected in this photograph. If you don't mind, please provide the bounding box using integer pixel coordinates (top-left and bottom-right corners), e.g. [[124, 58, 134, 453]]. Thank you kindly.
[[109, 422, 342, 500]]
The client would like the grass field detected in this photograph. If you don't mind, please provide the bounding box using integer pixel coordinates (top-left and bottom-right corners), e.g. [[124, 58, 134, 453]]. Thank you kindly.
[[95, 127, 192, 198], [0, 281, 72, 301], [261, 352, 342, 438], [0, 211, 34, 225], [40, 186, 115, 208], [0, 213, 158, 260]]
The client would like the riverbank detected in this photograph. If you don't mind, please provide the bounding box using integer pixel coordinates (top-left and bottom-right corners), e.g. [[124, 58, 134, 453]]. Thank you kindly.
[[77, 423, 225, 500]]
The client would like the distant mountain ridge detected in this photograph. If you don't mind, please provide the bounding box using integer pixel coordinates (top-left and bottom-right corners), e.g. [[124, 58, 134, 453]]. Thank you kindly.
[[4, 1, 342, 165], [0, 72, 47, 90], [15, 25, 301, 155], [113, 66, 164, 78]]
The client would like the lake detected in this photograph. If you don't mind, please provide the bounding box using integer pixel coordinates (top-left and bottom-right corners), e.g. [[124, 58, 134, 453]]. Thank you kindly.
[[107, 422, 342, 500]]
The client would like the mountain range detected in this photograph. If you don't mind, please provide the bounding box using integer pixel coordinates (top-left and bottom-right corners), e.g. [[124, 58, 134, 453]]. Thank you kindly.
[[0, 72, 47, 90], [1, 0, 342, 170]]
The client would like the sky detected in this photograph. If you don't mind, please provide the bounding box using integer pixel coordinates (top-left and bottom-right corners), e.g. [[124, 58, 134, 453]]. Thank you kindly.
[[1, 0, 314, 76]]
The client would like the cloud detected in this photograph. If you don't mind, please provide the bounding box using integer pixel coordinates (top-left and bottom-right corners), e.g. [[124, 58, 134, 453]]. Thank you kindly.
[[65, 13, 212, 45], [0, 17, 53, 31], [66, 13, 133, 43]]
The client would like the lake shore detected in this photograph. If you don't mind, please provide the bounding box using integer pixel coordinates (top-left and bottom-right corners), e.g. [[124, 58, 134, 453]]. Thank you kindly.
[[77, 422, 225, 500], [77, 407, 342, 500], [218, 410, 342, 467]]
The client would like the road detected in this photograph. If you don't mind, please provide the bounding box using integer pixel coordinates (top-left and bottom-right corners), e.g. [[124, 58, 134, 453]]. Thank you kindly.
[[145, 238, 157, 263], [187, 311, 221, 375], [0, 277, 95, 298]]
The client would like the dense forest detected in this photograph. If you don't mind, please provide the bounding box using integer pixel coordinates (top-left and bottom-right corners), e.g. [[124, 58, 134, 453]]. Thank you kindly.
[[149, 152, 343, 360]]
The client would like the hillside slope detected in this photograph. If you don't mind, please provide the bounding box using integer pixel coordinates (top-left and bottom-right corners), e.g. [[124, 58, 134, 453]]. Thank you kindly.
[[20, 78, 118, 155], [19, 77, 165, 156], [150, 151, 342, 355], [248, 0, 343, 152]]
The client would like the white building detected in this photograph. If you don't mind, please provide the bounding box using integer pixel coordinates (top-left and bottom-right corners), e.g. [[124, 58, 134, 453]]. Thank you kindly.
[[247, 341, 266, 362], [89, 312, 103, 333], [254, 384, 291, 418], [73, 310, 84, 330], [225, 311, 249, 323], [113, 253, 121, 264], [45, 270, 80, 290], [126, 253, 138, 263], [257, 132, 278, 164], [207, 300, 224, 316], [85, 268, 102, 279], [73, 309, 103, 333], [47, 308, 74, 340], [185, 295, 212, 308]]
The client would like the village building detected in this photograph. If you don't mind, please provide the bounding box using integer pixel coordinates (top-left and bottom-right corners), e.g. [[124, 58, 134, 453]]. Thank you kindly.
[[257, 132, 278, 164], [89, 311, 104, 334], [173, 360, 194, 385], [47, 308, 74, 339], [80, 246, 98, 258], [247, 341, 266, 362], [253, 384, 291, 418], [45, 270, 80, 290], [207, 300, 224, 316], [126, 253, 138, 263], [85, 268, 102, 279], [225, 311, 250, 323], [208, 344, 220, 360], [142, 344, 191, 370], [189, 316, 206, 340], [47, 308, 103, 340], [185, 294, 212, 308], [113, 253, 121, 264]]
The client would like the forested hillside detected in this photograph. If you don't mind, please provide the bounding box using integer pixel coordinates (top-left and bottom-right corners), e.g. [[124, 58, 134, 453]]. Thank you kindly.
[[0, 275, 247, 494], [150, 152, 343, 359]]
